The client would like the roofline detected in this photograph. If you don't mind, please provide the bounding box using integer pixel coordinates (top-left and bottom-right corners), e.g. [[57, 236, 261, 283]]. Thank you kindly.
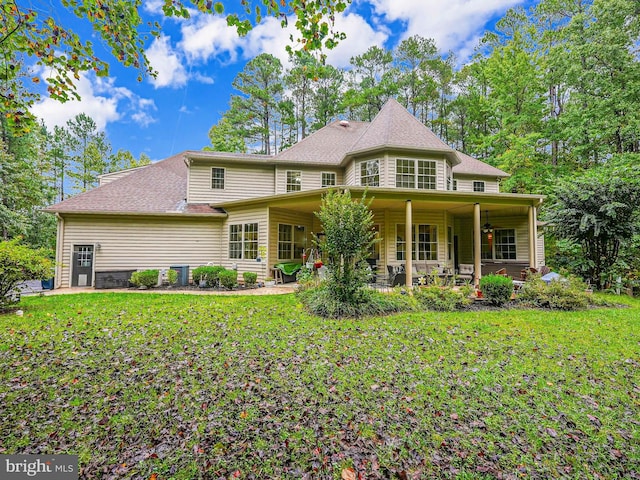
[[214, 186, 544, 210], [43, 208, 228, 218], [97, 164, 150, 179], [340, 145, 461, 167], [186, 150, 345, 168]]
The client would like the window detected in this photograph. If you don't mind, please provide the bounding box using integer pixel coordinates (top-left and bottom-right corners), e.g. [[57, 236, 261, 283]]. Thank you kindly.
[[396, 224, 438, 261], [229, 223, 258, 259], [396, 159, 415, 188], [447, 226, 453, 262], [452, 179, 458, 191], [473, 181, 485, 192], [495, 229, 516, 260], [369, 224, 381, 260], [286, 171, 301, 192], [446, 164, 452, 190], [360, 160, 379, 186], [417, 160, 437, 189], [278, 224, 306, 260], [211, 167, 225, 189], [321, 172, 336, 187], [396, 159, 436, 189]]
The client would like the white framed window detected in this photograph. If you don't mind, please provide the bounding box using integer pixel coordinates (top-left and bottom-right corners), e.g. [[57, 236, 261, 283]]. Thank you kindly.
[[473, 181, 485, 192], [396, 224, 438, 261], [495, 229, 516, 260], [446, 164, 452, 190], [278, 224, 306, 260], [453, 179, 458, 191], [360, 160, 379, 186], [396, 159, 437, 190], [321, 172, 336, 188], [211, 167, 225, 189], [447, 225, 453, 262], [396, 159, 415, 188], [417, 160, 437, 189], [229, 223, 258, 259], [286, 171, 302, 192]]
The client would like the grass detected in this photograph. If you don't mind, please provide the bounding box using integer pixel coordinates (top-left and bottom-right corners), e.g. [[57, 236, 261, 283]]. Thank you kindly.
[[1, 292, 639, 479]]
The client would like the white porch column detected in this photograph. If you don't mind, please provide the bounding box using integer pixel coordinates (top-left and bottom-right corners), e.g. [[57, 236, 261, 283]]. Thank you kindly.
[[528, 205, 538, 268], [405, 200, 413, 288], [473, 203, 481, 287]]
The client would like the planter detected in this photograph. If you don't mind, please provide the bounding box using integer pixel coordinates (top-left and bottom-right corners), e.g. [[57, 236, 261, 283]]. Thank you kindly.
[[265, 281, 276, 287]]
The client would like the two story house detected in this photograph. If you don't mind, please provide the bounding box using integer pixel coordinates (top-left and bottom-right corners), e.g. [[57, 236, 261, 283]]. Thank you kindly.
[[46, 99, 544, 288]]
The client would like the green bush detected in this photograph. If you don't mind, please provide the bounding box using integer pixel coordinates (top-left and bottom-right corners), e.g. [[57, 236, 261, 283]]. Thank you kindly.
[[517, 275, 590, 310], [298, 285, 414, 318], [242, 271, 257, 287], [295, 265, 316, 292], [218, 269, 238, 290], [0, 239, 54, 310], [479, 274, 514, 306], [130, 269, 159, 288], [166, 269, 178, 285], [192, 265, 224, 287], [414, 286, 471, 311]]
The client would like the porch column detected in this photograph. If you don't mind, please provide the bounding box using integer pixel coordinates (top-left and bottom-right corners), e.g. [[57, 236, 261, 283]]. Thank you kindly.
[[405, 200, 413, 288], [473, 203, 481, 287], [528, 205, 538, 268]]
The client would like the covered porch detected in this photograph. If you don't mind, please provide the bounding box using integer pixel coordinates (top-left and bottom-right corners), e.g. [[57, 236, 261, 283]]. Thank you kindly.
[[258, 188, 544, 286]]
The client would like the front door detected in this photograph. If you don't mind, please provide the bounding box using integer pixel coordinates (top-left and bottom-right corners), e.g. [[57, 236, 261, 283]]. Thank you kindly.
[[72, 245, 94, 287]]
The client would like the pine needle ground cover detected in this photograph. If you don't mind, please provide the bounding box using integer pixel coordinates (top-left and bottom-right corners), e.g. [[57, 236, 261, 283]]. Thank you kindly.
[[1, 293, 638, 479]]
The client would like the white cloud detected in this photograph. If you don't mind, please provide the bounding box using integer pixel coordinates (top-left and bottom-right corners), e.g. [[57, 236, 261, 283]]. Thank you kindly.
[[179, 15, 242, 63], [146, 35, 188, 88], [31, 71, 157, 131], [367, 0, 523, 60]]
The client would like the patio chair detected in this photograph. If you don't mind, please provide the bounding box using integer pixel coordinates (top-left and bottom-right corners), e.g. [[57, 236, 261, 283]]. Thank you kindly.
[[457, 264, 474, 284]]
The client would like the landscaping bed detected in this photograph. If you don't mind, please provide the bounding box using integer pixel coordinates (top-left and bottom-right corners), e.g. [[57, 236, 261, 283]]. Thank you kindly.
[[1, 293, 638, 479]]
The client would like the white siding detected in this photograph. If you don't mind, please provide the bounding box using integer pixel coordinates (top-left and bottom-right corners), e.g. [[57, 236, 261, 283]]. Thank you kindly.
[[188, 162, 275, 203], [454, 176, 500, 193], [537, 233, 546, 267], [274, 167, 342, 194], [59, 215, 222, 287], [221, 206, 269, 279], [345, 161, 356, 185]]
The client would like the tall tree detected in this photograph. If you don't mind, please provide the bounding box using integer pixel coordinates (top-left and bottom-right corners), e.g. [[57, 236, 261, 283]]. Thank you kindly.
[[66, 113, 110, 192], [309, 63, 345, 130]]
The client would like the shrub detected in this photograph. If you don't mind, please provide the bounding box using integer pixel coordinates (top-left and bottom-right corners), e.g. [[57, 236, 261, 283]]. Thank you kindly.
[[0, 239, 54, 310], [295, 265, 316, 292], [166, 269, 178, 285], [479, 274, 514, 306], [130, 269, 159, 288], [517, 275, 590, 310], [414, 286, 471, 311], [243, 271, 257, 287], [298, 285, 414, 318], [218, 269, 238, 290], [192, 265, 224, 287]]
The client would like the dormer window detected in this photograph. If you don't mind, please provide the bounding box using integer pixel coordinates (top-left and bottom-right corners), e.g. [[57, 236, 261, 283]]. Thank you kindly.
[[473, 181, 485, 192], [360, 160, 379, 187]]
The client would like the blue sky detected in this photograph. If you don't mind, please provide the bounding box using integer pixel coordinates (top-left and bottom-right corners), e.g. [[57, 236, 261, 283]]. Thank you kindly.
[[30, 0, 536, 162]]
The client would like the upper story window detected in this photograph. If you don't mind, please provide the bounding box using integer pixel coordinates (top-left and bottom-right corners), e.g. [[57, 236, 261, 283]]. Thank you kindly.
[[360, 160, 379, 187], [211, 167, 225, 189], [446, 165, 452, 190], [322, 172, 336, 188], [286, 171, 302, 192], [229, 223, 258, 260], [452, 179, 458, 191], [473, 181, 485, 192], [396, 159, 437, 189]]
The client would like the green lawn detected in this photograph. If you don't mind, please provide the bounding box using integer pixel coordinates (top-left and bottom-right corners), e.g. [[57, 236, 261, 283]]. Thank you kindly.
[[1, 293, 638, 479]]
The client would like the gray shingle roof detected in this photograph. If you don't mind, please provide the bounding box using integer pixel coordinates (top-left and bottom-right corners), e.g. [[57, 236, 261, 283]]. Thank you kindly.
[[46, 152, 222, 215], [453, 151, 509, 177]]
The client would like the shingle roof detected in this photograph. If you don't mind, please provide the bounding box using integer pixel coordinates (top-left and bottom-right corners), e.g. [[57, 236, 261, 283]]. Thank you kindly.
[[46, 152, 222, 215], [453, 151, 509, 177], [274, 120, 370, 164], [349, 98, 454, 155]]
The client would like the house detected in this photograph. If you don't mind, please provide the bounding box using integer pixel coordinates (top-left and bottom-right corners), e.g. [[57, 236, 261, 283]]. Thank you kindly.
[[45, 99, 544, 288]]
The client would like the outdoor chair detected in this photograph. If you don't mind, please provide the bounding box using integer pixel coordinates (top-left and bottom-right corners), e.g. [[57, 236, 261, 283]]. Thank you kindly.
[[457, 264, 474, 284]]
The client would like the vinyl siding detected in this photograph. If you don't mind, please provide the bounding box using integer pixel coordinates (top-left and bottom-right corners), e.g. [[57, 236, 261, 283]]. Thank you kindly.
[[274, 167, 343, 194], [537, 232, 546, 267], [345, 161, 356, 185], [188, 162, 275, 203], [455, 216, 531, 264], [59, 215, 222, 287], [454, 175, 500, 193], [268, 208, 315, 266], [221, 206, 269, 280]]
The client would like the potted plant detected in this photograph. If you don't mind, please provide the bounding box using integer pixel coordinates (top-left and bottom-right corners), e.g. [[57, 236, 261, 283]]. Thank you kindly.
[[264, 276, 275, 287]]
